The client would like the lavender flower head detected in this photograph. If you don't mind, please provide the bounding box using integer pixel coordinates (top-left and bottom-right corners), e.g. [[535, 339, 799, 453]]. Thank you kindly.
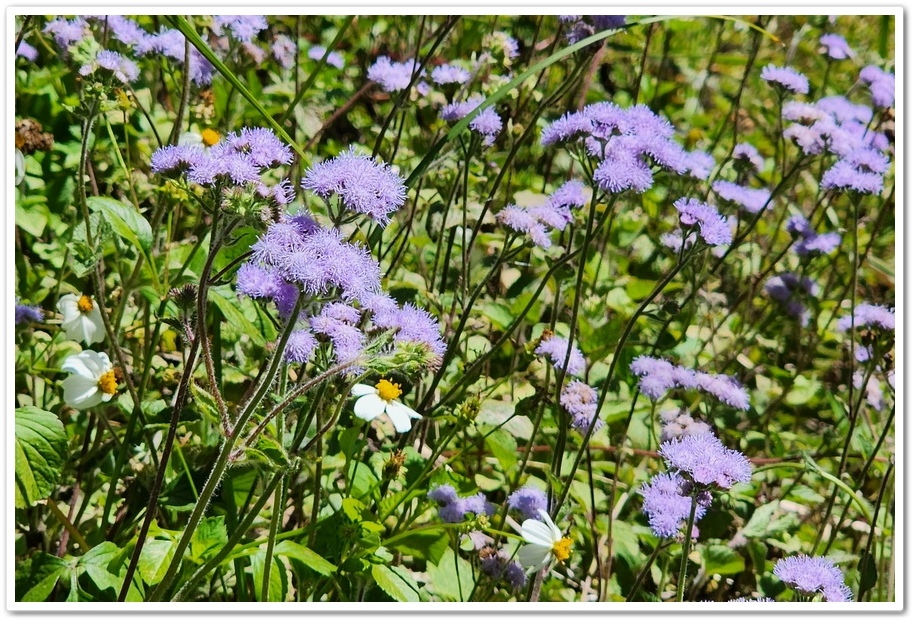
[[683, 150, 715, 180], [79, 50, 140, 84], [535, 335, 586, 377], [640, 472, 712, 538], [369, 298, 447, 363], [673, 197, 733, 246], [560, 381, 603, 436], [659, 409, 711, 443], [302, 147, 407, 225], [732, 142, 765, 172], [859, 65, 895, 108], [138, 27, 215, 85], [819, 34, 853, 60], [712, 181, 771, 214], [837, 303, 895, 332], [15, 302, 44, 325], [774, 555, 852, 602], [658, 431, 752, 490], [43, 17, 89, 49], [308, 45, 345, 69], [507, 486, 549, 520], [630, 356, 750, 410], [431, 63, 470, 85], [428, 485, 493, 522], [786, 214, 841, 256], [17, 41, 38, 61], [271, 35, 296, 69], [821, 147, 890, 195], [761, 64, 810, 95], [283, 329, 318, 363], [441, 95, 503, 145], [368, 56, 421, 92], [213, 16, 268, 42]]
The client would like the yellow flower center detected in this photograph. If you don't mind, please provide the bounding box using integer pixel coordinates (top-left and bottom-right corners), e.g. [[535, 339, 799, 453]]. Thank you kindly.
[[375, 379, 402, 402], [552, 536, 573, 563], [201, 128, 221, 146], [77, 295, 94, 313], [97, 370, 118, 396]]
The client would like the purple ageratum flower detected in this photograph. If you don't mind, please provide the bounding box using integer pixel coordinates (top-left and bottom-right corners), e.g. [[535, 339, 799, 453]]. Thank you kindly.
[[712, 181, 771, 214], [535, 335, 586, 377], [431, 63, 470, 85], [213, 16, 267, 42], [505, 560, 528, 590], [816, 96, 871, 125], [560, 381, 603, 436], [732, 142, 765, 172], [682, 150, 715, 180], [43, 17, 89, 49], [308, 45, 345, 69], [764, 273, 818, 326], [821, 148, 889, 195], [428, 484, 465, 522], [659, 409, 711, 443], [494, 182, 585, 249], [819, 33, 853, 60], [302, 147, 407, 225], [859, 65, 894, 108], [283, 329, 318, 363], [593, 151, 654, 194], [469, 107, 503, 146], [786, 214, 842, 256], [271, 34, 296, 69], [374, 302, 447, 359], [640, 472, 712, 538], [279, 227, 382, 302], [673, 197, 733, 246], [773, 555, 852, 602], [630, 355, 678, 400], [761, 64, 810, 94], [837, 303, 895, 332], [236, 262, 283, 299], [149, 144, 207, 175], [79, 50, 140, 84], [310, 314, 364, 365], [255, 179, 295, 206], [215, 127, 294, 169], [368, 56, 421, 92], [495, 205, 551, 248], [15, 303, 44, 325], [16, 41, 38, 61], [507, 486, 549, 521], [463, 492, 496, 516], [547, 179, 588, 210], [659, 431, 752, 489], [694, 372, 751, 410], [137, 28, 215, 85], [91, 15, 148, 48]]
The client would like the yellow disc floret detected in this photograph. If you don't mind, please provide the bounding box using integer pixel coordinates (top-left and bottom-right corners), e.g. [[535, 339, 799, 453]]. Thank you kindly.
[[97, 370, 118, 396], [552, 536, 573, 563], [201, 128, 221, 146], [375, 379, 403, 402], [77, 295, 94, 313]]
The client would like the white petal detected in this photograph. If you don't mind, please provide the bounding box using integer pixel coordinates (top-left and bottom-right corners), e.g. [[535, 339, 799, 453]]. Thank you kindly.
[[57, 294, 80, 322], [61, 354, 94, 378], [384, 401, 415, 433], [63, 376, 102, 409], [353, 394, 385, 421], [351, 383, 378, 397], [84, 306, 106, 344], [536, 509, 563, 542], [518, 544, 552, 570], [521, 518, 556, 547]]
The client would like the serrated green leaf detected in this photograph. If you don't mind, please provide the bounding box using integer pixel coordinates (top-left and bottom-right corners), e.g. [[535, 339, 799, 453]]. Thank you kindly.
[[701, 544, 745, 576], [273, 541, 337, 576], [87, 196, 152, 253], [371, 564, 420, 602], [188, 516, 228, 564], [18, 553, 68, 602], [742, 500, 778, 538], [385, 527, 450, 566], [137, 539, 176, 587], [77, 542, 124, 595], [425, 546, 474, 601], [15, 407, 67, 508]]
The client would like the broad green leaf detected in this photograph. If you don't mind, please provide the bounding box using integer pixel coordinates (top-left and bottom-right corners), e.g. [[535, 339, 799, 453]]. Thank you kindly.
[[385, 528, 450, 566], [701, 544, 745, 576], [18, 553, 68, 602], [273, 541, 337, 576], [87, 196, 153, 253], [137, 539, 176, 587], [742, 500, 779, 538], [77, 542, 124, 595], [251, 550, 287, 602], [188, 516, 228, 564], [209, 285, 268, 348], [425, 546, 474, 602], [483, 427, 518, 474], [15, 406, 66, 508], [371, 564, 420, 602]]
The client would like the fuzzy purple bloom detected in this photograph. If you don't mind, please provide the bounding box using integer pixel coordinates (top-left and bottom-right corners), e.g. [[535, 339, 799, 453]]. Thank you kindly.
[[761, 64, 809, 94], [673, 197, 733, 246], [774, 555, 852, 602], [821, 150, 888, 195], [694, 372, 751, 410], [271, 34, 296, 69], [560, 381, 602, 436], [859, 65, 895, 108], [302, 147, 407, 224], [283, 329, 318, 363], [630, 355, 678, 399], [236, 262, 283, 299], [640, 472, 711, 539], [368, 56, 420, 92], [431, 63, 470, 85], [712, 181, 771, 214], [682, 150, 715, 179], [428, 484, 465, 522], [15, 303, 44, 325], [149, 144, 207, 175], [659, 409, 711, 443], [535, 335, 586, 377], [837, 303, 895, 332], [659, 431, 752, 489], [816, 96, 871, 125], [732, 143, 765, 172], [507, 486, 548, 521], [468, 107, 503, 145], [80, 50, 140, 84], [310, 315, 364, 365], [819, 33, 853, 60], [43, 17, 89, 49], [213, 16, 267, 42], [139, 28, 214, 85], [505, 560, 528, 590], [374, 303, 447, 358], [787, 214, 842, 256], [308, 45, 345, 69], [16, 41, 38, 61]]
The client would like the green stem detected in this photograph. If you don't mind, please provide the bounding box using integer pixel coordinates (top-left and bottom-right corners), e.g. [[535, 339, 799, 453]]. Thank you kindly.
[[676, 489, 700, 602]]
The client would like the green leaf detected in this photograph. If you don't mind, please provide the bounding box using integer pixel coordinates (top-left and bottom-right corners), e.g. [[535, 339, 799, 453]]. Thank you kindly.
[[188, 516, 228, 564], [250, 550, 287, 602], [742, 500, 778, 538], [385, 528, 450, 566], [77, 542, 124, 595], [483, 427, 519, 474], [15, 407, 67, 508], [857, 550, 878, 595], [425, 546, 474, 601], [701, 544, 745, 576], [209, 285, 268, 348], [137, 539, 176, 587], [273, 541, 337, 576], [371, 564, 420, 602], [18, 553, 68, 601], [87, 196, 153, 254]]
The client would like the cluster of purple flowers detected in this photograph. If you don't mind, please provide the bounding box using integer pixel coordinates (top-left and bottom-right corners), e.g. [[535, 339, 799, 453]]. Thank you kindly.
[[640, 472, 712, 539], [819, 33, 854, 60], [495, 180, 587, 248], [773, 554, 853, 602], [837, 303, 895, 332], [507, 485, 549, 520], [764, 273, 819, 326], [440, 95, 503, 146], [15, 302, 44, 325], [821, 146, 891, 195], [711, 181, 771, 214], [630, 355, 751, 410], [786, 214, 841, 256], [731, 142, 765, 173], [761, 64, 810, 94], [535, 334, 587, 377], [783, 96, 888, 158], [560, 15, 627, 44], [270, 34, 296, 69], [212, 15, 267, 42], [659, 409, 711, 443], [151, 127, 293, 190], [307, 45, 345, 69], [559, 381, 603, 436], [479, 549, 528, 590], [431, 63, 470, 86], [368, 55, 422, 92], [671, 197, 733, 247], [660, 430, 753, 489], [78, 49, 140, 84], [859, 65, 895, 108], [542, 102, 708, 194], [428, 484, 495, 522]]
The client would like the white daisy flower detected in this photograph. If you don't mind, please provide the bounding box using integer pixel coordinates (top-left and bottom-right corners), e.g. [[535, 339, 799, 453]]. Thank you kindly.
[[61, 350, 119, 410], [351, 379, 422, 433], [516, 508, 573, 572], [178, 128, 221, 147], [57, 293, 106, 345]]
